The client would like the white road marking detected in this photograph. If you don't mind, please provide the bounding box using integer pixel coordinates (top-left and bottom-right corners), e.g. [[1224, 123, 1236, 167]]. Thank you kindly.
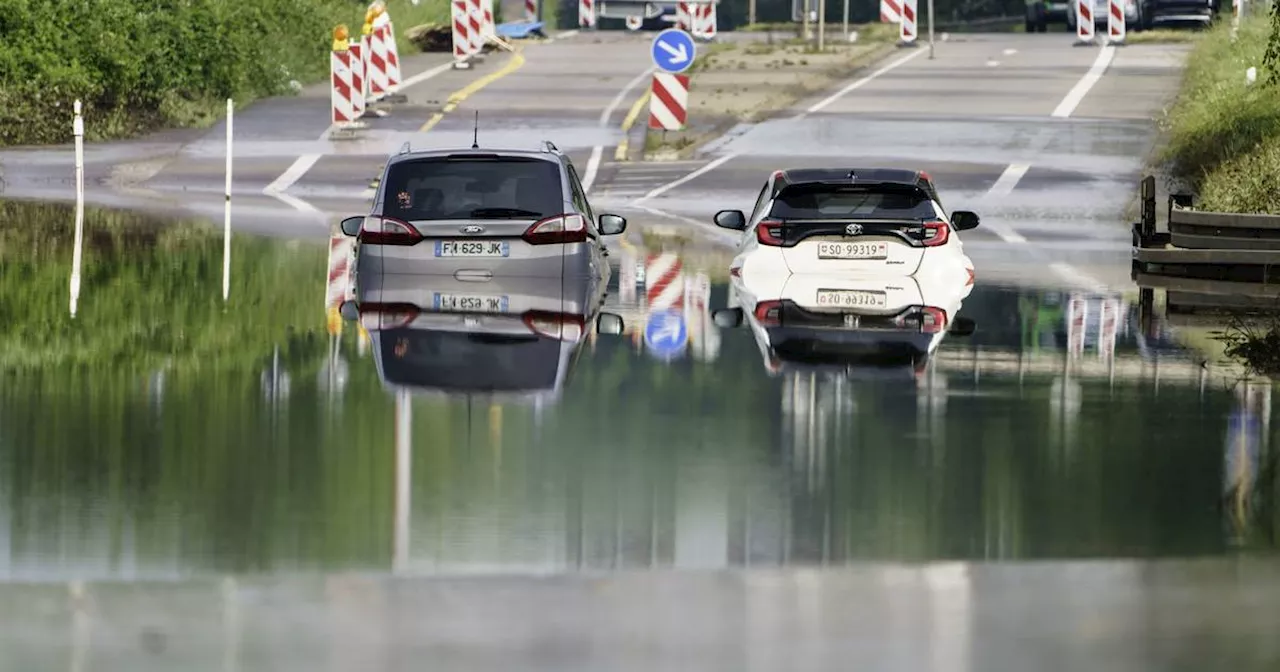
[[263, 60, 456, 212], [632, 204, 740, 247], [1002, 48, 1017, 55], [551, 29, 580, 41], [1050, 262, 1108, 292], [630, 154, 738, 205], [804, 49, 927, 115], [1051, 45, 1115, 118], [988, 163, 1030, 197], [986, 59, 1000, 67], [583, 66, 655, 193]]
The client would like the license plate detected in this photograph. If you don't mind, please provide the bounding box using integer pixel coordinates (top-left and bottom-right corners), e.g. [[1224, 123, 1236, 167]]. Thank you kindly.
[[433, 293, 510, 313], [816, 241, 889, 260], [434, 240, 510, 257], [815, 289, 888, 309]]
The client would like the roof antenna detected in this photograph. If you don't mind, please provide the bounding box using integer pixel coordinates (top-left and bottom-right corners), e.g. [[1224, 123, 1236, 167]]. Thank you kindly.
[[471, 111, 480, 149]]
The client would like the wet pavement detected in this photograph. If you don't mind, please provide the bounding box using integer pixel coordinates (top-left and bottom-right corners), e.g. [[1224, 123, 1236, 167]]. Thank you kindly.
[[1, 24, 1278, 672]]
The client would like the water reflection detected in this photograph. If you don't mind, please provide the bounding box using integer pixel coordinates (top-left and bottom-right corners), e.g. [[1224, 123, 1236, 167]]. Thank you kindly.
[[0, 206, 1276, 582]]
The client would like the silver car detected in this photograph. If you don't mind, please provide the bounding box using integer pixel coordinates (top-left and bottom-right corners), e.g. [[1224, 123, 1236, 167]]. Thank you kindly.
[[339, 267, 624, 403], [338, 141, 627, 280]]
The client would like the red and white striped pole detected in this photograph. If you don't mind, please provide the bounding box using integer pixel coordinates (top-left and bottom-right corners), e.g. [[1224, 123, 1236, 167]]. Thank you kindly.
[[1075, 0, 1096, 43], [578, 0, 596, 28], [697, 3, 717, 40], [349, 40, 366, 118], [452, 0, 475, 68], [647, 72, 690, 131], [525, 0, 537, 21], [468, 0, 486, 55], [331, 30, 357, 128], [326, 235, 354, 336], [880, 0, 902, 22], [899, 0, 918, 44], [1106, 0, 1126, 44]]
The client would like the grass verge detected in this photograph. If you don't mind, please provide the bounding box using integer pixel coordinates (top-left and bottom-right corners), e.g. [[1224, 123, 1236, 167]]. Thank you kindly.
[[0, 0, 447, 148], [642, 25, 897, 159], [1158, 14, 1280, 214]]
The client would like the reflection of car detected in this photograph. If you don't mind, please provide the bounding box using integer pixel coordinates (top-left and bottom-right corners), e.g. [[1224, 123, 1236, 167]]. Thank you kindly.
[[712, 168, 980, 279], [338, 142, 626, 280], [341, 272, 624, 402], [712, 260, 976, 378]]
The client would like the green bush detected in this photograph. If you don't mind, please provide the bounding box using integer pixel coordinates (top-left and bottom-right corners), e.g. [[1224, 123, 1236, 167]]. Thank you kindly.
[[1160, 14, 1280, 214], [0, 0, 447, 147]]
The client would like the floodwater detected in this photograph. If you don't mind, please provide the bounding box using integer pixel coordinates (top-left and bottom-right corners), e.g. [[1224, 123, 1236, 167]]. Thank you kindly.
[[1, 200, 1278, 670]]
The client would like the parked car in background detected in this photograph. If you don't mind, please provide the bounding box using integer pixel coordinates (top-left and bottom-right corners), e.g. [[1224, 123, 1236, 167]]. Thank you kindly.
[[1025, 0, 1071, 32]]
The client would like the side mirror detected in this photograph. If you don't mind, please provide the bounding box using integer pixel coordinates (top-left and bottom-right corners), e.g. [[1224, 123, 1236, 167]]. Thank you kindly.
[[949, 316, 976, 337], [339, 216, 364, 237], [599, 214, 627, 236], [951, 211, 980, 231], [712, 308, 743, 329], [597, 312, 625, 335], [714, 210, 747, 231], [339, 300, 360, 322]]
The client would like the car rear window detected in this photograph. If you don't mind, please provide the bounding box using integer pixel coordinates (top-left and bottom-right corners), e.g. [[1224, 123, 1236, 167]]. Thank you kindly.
[[382, 157, 564, 221], [378, 329, 561, 392], [769, 184, 938, 220]]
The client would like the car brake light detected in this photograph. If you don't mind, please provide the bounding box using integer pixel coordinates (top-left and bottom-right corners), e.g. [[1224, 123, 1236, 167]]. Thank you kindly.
[[358, 302, 420, 331], [753, 300, 782, 327], [359, 216, 422, 246], [756, 220, 785, 247], [894, 306, 948, 333], [522, 214, 587, 245], [522, 310, 586, 342], [922, 220, 949, 247]]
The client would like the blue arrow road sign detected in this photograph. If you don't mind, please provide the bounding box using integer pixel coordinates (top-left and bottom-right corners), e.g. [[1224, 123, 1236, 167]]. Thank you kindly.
[[651, 28, 697, 74], [644, 310, 688, 357]]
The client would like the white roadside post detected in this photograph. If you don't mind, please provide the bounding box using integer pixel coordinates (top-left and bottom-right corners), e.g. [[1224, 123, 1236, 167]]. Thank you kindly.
[[927, 0, 935, 58], [69, 100, 85, 318], [223, 98, 233, 302]]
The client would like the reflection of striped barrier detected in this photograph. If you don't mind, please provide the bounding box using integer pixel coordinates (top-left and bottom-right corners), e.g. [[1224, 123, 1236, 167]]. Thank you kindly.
[[648, 73, 689, 131], [1098, 298, 1120, 361], [646, 252, 685, 311], [1067, 295, 1087, 359], [326, 236, 354, 335], [688, 272, 720, 362], [899, 0, 918, 43], [880, 0, 902, 22], [578, 0, 596, 28], [619, 247, 638, 306], [1075, 0, 1095, 42]]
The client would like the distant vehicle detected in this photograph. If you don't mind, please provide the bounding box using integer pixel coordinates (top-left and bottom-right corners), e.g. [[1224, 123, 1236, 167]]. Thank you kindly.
[[592, 0, 678, 30], [1025, 0, 1071, 32], [1062, 0, 1143, 31], [712, 168, 980, 279], [341, 272, 625, 402], [338, 141, 627, 280], [1136, 0, 1219, 29], [712, 261, 977, 378]]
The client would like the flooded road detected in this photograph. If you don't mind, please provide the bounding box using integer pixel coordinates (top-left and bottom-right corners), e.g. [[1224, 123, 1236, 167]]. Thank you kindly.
[[1, 200, 1278, 669]]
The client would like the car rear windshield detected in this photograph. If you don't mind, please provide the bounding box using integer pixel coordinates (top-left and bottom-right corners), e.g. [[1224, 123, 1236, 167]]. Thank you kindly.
[[769, 183, 938, 221], [378, 329, 561, 392], [382, 157, 564, 221]]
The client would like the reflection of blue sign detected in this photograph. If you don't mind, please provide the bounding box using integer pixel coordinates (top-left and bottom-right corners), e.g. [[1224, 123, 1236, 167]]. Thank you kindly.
[[645, 310, 688, 357], [651, 29, 697, 73]]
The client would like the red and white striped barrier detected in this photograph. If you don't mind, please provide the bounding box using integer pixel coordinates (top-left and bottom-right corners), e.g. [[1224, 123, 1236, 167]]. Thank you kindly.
[[900, 0, 918, 43], [646, 252, 685, 311], [579, 0, 596, 28], [349, 40, 367, 118], [481, 0, 496, 40], [469, 0, 486, 53], [370, 12, 402, 94], [677, 2, 717, 39], [331, 47, 358, 126], [880, 0, 902, 23], [367, 22, 391, 101], [1075, 0, 1095, 42], [452, 0, 478, 67], [1106, 0, 1125, 43], [525, 0, 537, 22], [647, 73, 689, 131]]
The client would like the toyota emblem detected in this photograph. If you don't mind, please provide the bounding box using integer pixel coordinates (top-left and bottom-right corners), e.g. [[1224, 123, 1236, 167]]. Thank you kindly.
[[461, 225, 485, 235], [845, 223, 863, 236]]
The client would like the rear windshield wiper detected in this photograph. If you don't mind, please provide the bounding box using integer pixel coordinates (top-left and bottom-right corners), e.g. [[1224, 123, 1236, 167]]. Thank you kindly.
[[468, 207, 543, 219]]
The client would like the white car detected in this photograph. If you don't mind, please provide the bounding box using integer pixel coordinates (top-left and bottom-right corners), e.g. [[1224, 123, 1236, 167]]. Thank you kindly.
[[340, 272, 624, 403], [712, 256, 977, 378], [712, 168, 980, 279]]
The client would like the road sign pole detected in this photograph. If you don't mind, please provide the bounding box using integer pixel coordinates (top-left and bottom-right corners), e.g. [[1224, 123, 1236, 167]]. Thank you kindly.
[[842, 0, 848, 39], [802, 0, 810, 41], [749, 0, 757, 25], [818, 0, 825, 50], [927, 0, 935, 59]]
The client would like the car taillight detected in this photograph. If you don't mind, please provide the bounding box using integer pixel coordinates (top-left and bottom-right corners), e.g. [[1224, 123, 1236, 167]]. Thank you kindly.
[[922, 220, 949, 247], [756, 220, 785, 247], [894, 306, 948, 333], [753, 300, 782, 327], [522, 214, 587, 245], [358, 302, 420, 331], [522, 310, 586, 342], [358, 216, 422, 246]]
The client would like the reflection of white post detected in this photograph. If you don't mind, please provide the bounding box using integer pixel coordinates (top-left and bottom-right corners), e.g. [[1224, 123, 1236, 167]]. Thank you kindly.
[[69, 580, 89, 672], [222, 577, 240, 672], [222, 99, 233, 302], [69, 100, 85, 318], [926, 563, 972, 672], [674, 455, 729, 569], [393, 389, 412, 573]]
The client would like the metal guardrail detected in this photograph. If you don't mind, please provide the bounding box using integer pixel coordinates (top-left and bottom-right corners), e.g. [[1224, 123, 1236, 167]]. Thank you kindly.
[[1132, 175, 1280, 283]]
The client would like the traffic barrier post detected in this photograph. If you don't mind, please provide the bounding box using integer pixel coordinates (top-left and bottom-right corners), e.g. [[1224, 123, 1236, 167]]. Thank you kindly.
[[880, 0, 902, 22], [452, 0, 476, 69], [525, 0, 537, 21], [579, 0, 597, 28], [371, 4, 408, 104], [647, 72, 690, 131], [468, 0, 487, 57], [1074, 0, 1095, 44], [349, 40, 367, 118], [899, 0, 918, 45], [330, 26, 366, 139], [1106, 0, 1125, 44], [677, 2, 718, 40]]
